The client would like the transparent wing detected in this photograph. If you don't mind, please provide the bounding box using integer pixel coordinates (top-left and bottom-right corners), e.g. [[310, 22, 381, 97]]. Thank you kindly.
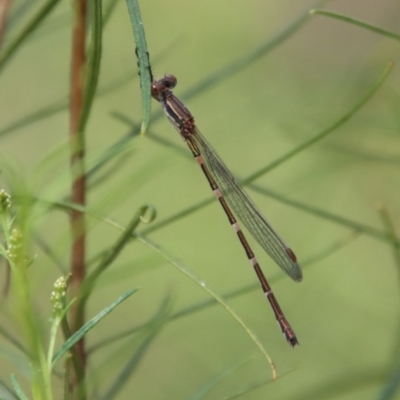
[[191, 127, 302, 282]]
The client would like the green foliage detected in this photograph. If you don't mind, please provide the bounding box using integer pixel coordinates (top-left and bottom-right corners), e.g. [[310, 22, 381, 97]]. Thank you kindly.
[[0, 0, 399, 399]]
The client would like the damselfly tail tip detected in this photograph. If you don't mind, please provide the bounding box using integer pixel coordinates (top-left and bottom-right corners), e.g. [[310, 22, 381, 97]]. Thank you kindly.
[[287, 335, 299, 348], [280, 322, 299, 347]]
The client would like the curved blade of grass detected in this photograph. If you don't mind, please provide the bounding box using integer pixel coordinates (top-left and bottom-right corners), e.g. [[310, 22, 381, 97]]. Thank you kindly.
[[133, 233, 277, 380], [241, 62, 393, 184], [52, 287, 140, 366], [0, 0, 324, 191], [310, 9, 400, 41], [87, 152, 132, 189], [141, 62, 393, 237], [0, 0, 62, 71], [84, 0, 328, 179], [87, 232, 358, 353], [10, 374, 28, 400], [50, 201, 277, 378], [100, 328, 161, 400], [78, 0, 102, 134], [98, 295, 173, 399], [0, 100, 68, 139], [249, 184, 400, 246], [125, 0, 151, 135], [111, 111, 190, 159], [186, 359, 253, 400], [181, 0, 329, 101], [87, 289, 174, 354], [168, 231, 360, 322], [86, 121, 141, 179], [0, 39, 173, 140], [219, 375, 291, 400], [0, 376, 18, 400], [82, 205, 155, 294]]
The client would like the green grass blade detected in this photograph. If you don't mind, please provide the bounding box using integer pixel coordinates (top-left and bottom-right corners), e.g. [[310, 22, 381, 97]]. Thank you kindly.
[[52, 287, 140, 365], [185, 359, 252, 400], [85, 205, 156, 285], [0, 100, 67, 139], [180, 0, 328, 101], [0, 43, 173, 140], [241, 62, 393, 184], [87, 290, 173, 354], [142, 62, 394, 237], [83, 0, 325, 176], [10, 374, 28, 400], [249, 184, 400, 246], [219, 377, 287, 400], [310, 9, 400, 41], [78, 0, 103, 133], [133, 233, 277, 380], [125, 0, 151, 135], [51, 200, 276, 378], [100, 329, 161, 400], [86, 232, 356, 354], [0, 0, 62, 71], [0, 376, 18, 400]]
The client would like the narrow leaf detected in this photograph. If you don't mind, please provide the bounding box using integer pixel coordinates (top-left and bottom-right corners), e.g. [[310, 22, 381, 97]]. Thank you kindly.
[[134, 233, 277, 380], [186, 359, 252, 400], [52, 287, 140, 365], [0, 0, 62, 71], [310, 9, 400, 41], [10, 374, 28, 400], [125, 0, 152, 135], [78, 0, 103, 133], [141, 62, 394, 237], [100, 329, 160, 400]]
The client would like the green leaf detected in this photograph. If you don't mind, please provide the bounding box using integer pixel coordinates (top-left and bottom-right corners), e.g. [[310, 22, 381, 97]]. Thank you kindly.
[[10, 374, 28, 400], [125, 0, 152, 135], [52, 287, 140, 365], [78, 0, 103, 133], [249, 185, 399, 246], [141, 62, 395, 242], [134, 233, 278, 380], [80, 205, 155, 302], [100, 328, 161, 400], [0, 0, 63, 72], [310, 9, 400, 41], [186, 359, 252, 400]]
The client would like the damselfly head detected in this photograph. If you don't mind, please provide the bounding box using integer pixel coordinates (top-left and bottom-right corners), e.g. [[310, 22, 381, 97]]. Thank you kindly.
[[151, 75, 178, 101]]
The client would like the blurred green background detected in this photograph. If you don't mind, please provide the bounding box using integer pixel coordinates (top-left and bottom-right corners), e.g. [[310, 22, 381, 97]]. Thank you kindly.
[[1, 0, 400, 399]]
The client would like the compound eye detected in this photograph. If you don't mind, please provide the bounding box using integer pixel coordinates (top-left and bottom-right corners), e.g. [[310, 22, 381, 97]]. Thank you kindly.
[[164, 74, 177, 89]]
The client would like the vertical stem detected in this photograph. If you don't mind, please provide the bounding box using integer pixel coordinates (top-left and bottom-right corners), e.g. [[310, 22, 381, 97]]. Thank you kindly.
[[0, 0, 12, 49], [69, 0, 87, 397]]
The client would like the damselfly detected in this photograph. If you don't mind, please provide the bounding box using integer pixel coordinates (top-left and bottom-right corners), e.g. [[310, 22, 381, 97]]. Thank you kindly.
[[151, 74, 302, 347]]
